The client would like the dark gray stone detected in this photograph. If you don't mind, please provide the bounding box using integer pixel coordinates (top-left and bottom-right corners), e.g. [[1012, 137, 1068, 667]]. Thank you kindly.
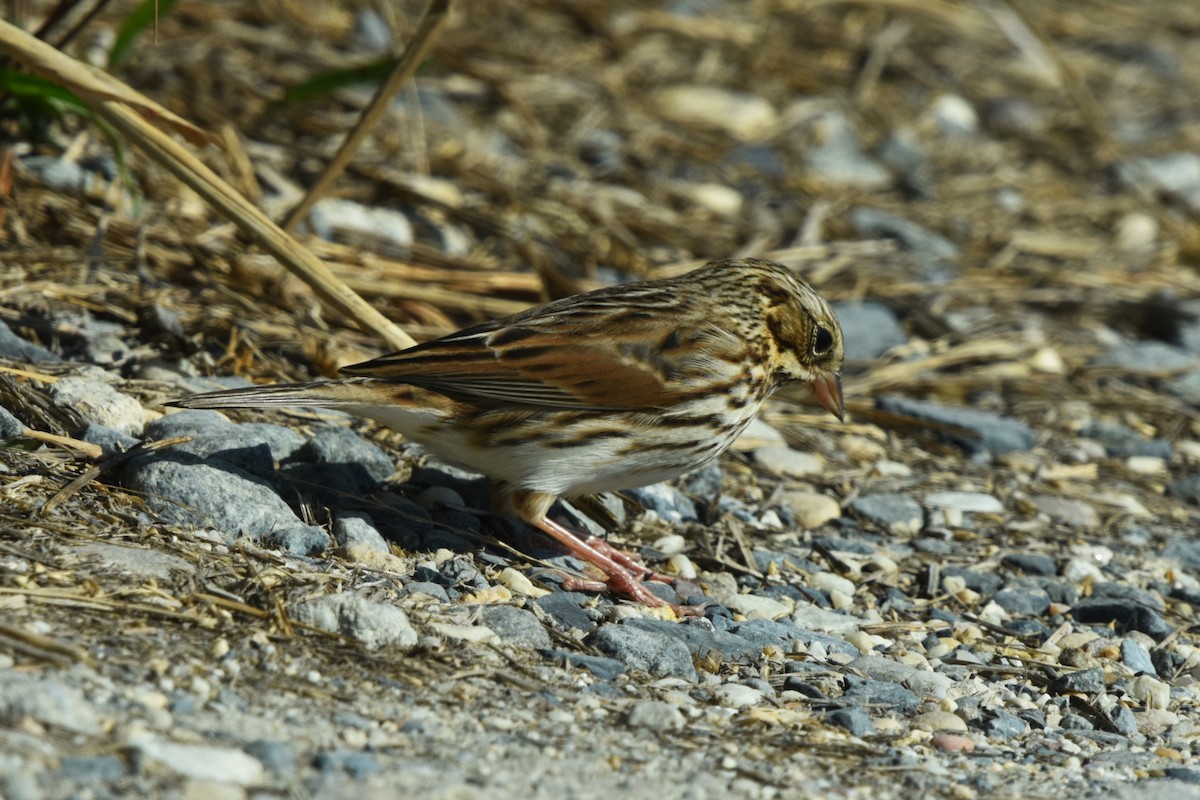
[[262, 525, 330, 556], [1094, 340, 1196, 373], [848, 493, 923, 534], [298, 427, 395, 483], [993, 587, 1051, 616], [827, 707, 875, 737], [1002, 553, 1057, 576], [1121, 639, 1157, 676], [144, 409, 235, 439], [121, 454, 306, 543], [840, 677, 921, 712], [588, 623, 698, 680], [535, 592, 598, 632], [622, 617, 759, 661], [1110, 703, 1139, 737], [875, 395, 1037, 457], [1080, 421, 1173, 459], [625, 483, 698, 523], [0, 406, 23, 438], [57, 756, 128, 782], [540, 649, 625, 681], [983, 711, 1029, 739], [478, 605, 552, 649], [1051, 667, 1105, 695], [332, 511, 389, 553], [313, 750, 380, 779], [0, 319, 61, 363], [80, 423, 139, 453], [942, 567, 1003, 596], [679, 463, 723, 502], [404, 582, 450, 602], [849, 207, 960, 261], [244, 740, 296, 780], [834, 301, 907, 362], [1163, 538, 1200, 569], [1059, 712, 1094, 730]]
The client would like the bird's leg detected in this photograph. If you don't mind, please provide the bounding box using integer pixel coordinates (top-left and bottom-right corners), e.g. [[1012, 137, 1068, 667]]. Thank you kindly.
[[531, 515, 670, 608], [578, 535, 675, 585], [500, 485, 678, 608]]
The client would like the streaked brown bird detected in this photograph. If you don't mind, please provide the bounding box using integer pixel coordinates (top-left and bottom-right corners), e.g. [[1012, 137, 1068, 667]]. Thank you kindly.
[[172, 257, 844, 607]]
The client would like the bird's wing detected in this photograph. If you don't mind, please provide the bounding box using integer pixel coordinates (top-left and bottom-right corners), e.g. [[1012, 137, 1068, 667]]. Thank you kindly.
[[341, 316, 741, 412]]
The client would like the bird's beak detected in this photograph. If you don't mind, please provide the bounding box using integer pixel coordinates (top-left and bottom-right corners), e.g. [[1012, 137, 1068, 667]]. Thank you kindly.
[[811, 373, 844, 422]]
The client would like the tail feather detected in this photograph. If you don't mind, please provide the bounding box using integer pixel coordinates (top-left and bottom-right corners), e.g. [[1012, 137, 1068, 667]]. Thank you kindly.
[[169, 379, 372, 410]]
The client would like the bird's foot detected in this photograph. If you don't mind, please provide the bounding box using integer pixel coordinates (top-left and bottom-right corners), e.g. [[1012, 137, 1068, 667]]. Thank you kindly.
[[582, 535, 675, 585]]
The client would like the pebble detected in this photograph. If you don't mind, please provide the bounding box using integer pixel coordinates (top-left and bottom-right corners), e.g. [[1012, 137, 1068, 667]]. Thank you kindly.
[[753, 445, 824, 478], [827, 707, 875, 737], [0, 320, 62, 363], [781, 491, 841, 529], [130, 735, 265, 785], [924, 491, 1003, 515], [876, 396, 1036, 457], [478, 605, 552, 649], [913, 710, 968, 733], [849, 493, 924, 535], [654, 85, 778, 142], [588, 624, 698, 681], [849, 208, 961, 262], [332, 511, 390, 554], [626, 700, 685, 732], [50, 375, 153, 435], [929, 733, 975, 753], [715, 684, 765, 708], [802, 110, 891, 190], [723, 593, 792, 621], [290, 592, 418, 650], [792, 605, 861, 637], [624, 483, 698, 523], [834, 302, 907, 361], [0, 674, 102, 734]]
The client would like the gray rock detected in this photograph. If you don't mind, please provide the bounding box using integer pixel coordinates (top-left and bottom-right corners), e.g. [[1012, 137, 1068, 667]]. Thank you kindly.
[[993, 587, 1051, 616], [834, 301, 907, 362], [0, 320, 61, 363], [132, 736, 265, 785], [478, 605, 552, 649], [924, 491, 1003, 514], [80, 423, 139, 453], [145, 409, 234, 440], [540, 648, 625, 681], [984, 710, 1029, 739], [1110, 703, 1139, 737], [0, 406, 23, 438], [1121, 639, 1157, 676], [122, 454, 306, 542], [1164, 538, 1200, 569], [827, 706, 875, 737], [333, 511, 390, 553], [1002, 553, 1057, 576], [291, 592, 417, 650], [1094, 340, 1196, 373], [298, 427, 395, 484], [1118, 153, 1200, 213], [625, 483, 698, 523], [244, 740, 296, 780], [623, 617, 759, 661], [848, 654, 916, 684], [57, 756, 128, 782], [49, 376, 147, 435], [0, 673, 102, 733], [534, 592, 597, 632], [1051, 667, 1105, 695], [841, 677, 921, 712], [404, 581, 450, 602], [626, 700, 685, 732], [849, 207, 960, 261], [904, 671, 955, 701], [262, 525, 330, 555], [1080, 421, 1173, 459], [803, 112, 891, 190], [849, 493, 923, 535], [313, 749, 381, 779], [588, 623, 698, 680], [76, 542, 193, 580], [876, 395, 1037, 458]]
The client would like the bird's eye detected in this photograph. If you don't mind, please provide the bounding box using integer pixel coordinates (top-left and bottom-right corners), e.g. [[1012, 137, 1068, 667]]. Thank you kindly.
[[813, 326, 834, 355]]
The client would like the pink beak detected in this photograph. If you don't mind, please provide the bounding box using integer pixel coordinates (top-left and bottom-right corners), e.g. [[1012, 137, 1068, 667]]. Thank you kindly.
[[811, 374, 844, 422]]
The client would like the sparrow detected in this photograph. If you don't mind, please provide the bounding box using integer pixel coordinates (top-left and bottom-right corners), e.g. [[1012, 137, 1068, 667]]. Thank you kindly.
[[171, 257, 844, 607]]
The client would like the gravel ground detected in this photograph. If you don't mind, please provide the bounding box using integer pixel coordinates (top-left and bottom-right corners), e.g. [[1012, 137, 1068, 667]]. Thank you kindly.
[[4, 2, 1200, 799]]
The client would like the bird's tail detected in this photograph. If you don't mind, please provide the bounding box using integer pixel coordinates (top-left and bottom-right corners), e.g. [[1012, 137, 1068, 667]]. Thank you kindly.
[[168, 379, 374, 410]]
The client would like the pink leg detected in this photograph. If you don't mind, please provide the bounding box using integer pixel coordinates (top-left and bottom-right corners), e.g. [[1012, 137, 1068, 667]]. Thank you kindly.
[[582, 536, 675, 585], [533, 515, 669, 607]]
